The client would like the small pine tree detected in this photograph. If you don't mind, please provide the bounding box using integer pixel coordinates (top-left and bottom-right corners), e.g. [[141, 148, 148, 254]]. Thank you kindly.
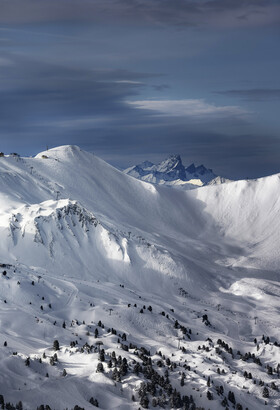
[[207, 391, 213, 400], [99, 349, 105, 362], [0, 395, 4, 408], [228, 391, 236, 404], [16, 401, 23, 410], [140, 395, 149, 409], [53, 340, 60, 351], [262, 387, 269, 398], [89, 397, 99, 407], [96, 362, 104, 373]]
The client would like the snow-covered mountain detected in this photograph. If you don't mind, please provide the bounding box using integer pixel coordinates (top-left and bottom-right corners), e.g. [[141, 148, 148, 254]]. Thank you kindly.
[[0, 145, 279, 410], [124, 154, 230, 188]]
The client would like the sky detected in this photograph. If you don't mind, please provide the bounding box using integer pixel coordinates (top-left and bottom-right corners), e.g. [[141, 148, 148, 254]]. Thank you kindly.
[[0, 0, 279, 179]]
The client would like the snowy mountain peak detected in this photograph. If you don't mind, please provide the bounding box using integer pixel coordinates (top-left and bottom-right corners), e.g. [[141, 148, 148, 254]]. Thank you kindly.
[[156, 154, 185, 179], [124, 155, 228, 188]]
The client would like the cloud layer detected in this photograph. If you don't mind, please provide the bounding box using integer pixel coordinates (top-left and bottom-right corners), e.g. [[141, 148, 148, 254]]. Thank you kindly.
[[0, 0, 279, 27]]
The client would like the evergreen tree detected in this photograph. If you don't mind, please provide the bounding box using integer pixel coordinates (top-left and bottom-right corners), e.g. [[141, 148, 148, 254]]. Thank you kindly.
[[53, 340, 60, 351], [262, 387, 269, 398], [99, 349, 105, 362], [112, 367, 121, 381], [140, 395, 149, 409], [89, 397, 99, 407], [207, 391, 213, 400], [0, 395, 4, 410], [228, 391, 236, 404], [96, 362, 104, 373]]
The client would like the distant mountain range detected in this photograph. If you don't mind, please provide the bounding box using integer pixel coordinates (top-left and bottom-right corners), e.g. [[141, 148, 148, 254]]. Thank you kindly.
[[124, 154, 231, 188]]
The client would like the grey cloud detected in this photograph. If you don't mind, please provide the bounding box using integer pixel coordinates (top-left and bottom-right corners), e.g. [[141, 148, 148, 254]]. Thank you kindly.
[[0, 0, 279, 27], [215, 89, 280, 102], [0, 54, 161, 150]]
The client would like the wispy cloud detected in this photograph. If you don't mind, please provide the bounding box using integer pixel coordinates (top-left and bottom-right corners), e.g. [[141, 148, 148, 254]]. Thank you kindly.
[[127, 99, 249, 119]]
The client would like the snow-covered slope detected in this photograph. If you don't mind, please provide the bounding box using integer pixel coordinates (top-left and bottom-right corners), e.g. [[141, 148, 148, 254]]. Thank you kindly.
[[124, 154, 230, 188], [0, 146, 279, 410]]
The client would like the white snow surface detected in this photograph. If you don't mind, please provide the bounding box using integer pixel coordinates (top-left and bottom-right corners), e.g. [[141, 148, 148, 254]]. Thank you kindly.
[[0, 145, 279, 409]]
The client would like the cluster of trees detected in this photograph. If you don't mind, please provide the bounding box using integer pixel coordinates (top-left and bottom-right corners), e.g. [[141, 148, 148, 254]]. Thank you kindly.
[[0, 395, 23, 410], [216, 339, 233, 356], [237, 350, 262, 366]]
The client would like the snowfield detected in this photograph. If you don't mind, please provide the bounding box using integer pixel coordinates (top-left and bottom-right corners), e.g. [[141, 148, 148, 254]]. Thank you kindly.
[[0, 146, 279, 409]]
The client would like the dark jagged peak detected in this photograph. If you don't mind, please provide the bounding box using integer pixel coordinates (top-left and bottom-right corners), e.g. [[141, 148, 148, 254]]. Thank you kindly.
[[185, 163, 216, 184], [196, 164, 213, 175], [186, 163, 213, 176], [185, 163, 196, 174]]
